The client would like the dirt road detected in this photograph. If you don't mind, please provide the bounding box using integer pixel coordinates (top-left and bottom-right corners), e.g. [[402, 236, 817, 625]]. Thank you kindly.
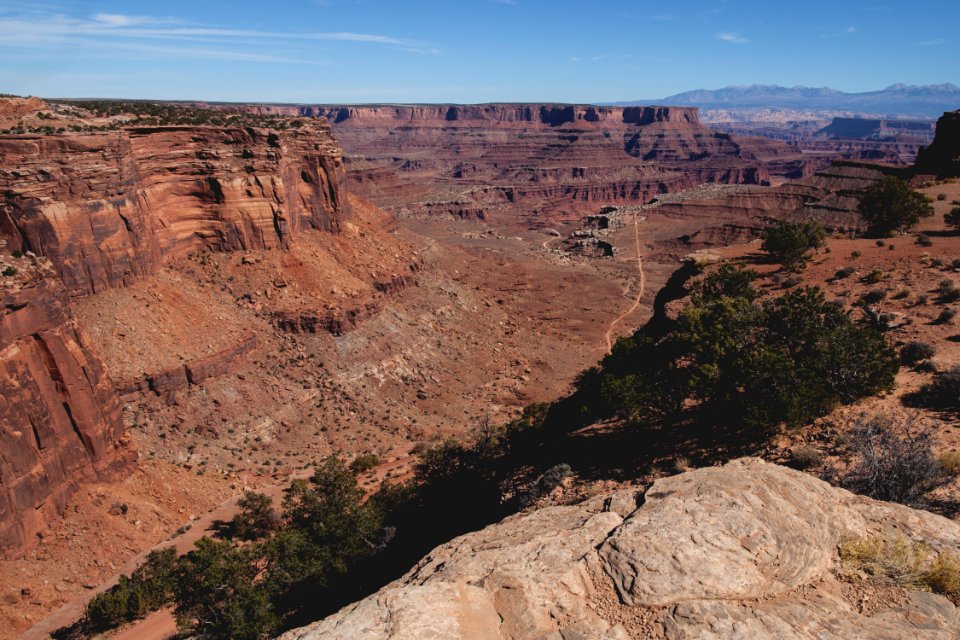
[[604, 211, 646, 353]]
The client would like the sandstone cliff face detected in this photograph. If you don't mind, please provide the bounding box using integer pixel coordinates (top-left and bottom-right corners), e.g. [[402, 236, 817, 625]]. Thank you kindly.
[[0, 122, 351, 297], [916, 110, 960, 177], [0, 262, 135, 558], [282, 459, 960, 640]]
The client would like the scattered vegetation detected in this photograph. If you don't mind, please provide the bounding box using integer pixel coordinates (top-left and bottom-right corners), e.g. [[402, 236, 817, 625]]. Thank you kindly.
[[1, 266, 16, 277], [760, 219, 826, 271], [85, 548, 178, 632], [827, 418, 948, 507], [591, 267, 896, 432], [839, 536, 960, 605], [858, 176, 934, 235]]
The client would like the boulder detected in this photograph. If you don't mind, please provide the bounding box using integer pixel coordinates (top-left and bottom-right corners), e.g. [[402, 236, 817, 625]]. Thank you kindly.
[[281, 459, 960, 640]]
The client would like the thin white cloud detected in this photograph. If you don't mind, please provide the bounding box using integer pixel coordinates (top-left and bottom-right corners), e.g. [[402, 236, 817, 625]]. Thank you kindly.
[[716, 32, 748, 44], [92, 13, 164, 27], [0, 10, 438, 60], [844, 26, 857, 33], [915, 38, 946, 46]]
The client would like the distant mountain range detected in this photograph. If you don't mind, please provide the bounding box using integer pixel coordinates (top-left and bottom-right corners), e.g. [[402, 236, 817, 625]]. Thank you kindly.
[[611, 84, 960, 118]]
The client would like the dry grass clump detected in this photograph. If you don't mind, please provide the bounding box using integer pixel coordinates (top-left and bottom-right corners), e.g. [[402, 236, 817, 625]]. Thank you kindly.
[[939, 451, 960, 475], [839, 536, 960, 604]]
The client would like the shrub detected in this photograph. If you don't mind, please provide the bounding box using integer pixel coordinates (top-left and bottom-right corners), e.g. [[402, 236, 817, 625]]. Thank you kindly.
[[937, 192, 948, 201], [936, 307, 957, 324], [917, 234, 933, 247], [10, 249, 22, 258], [834, 265, 857, 280], [760, 220, 826, 270], [861, 289, 887, 304], [892, 288, 911, 300], [944, 207, 960, 231], [1, 266, 16, 277], [939, 451, 960, 475], [840, 536, 960, 605], [85, 548, 178, 631], [919, 365, 960, 410], [851, 250, 862, 258], [230, 492, 277, 541], [900, 341, 936, 365], [858, 176, 935, 235], [829, 418, 948, 507], [839, 536, 929, 587], [862, 267, 887, 284], [939, 279, 960, 302], [790, 445, 821, 469], [348, 453, 381, 475], [693, 264, 758, 303], [926, 555, 960, 604], [876, 239, 886, 247], [952, 258, 960, 270]]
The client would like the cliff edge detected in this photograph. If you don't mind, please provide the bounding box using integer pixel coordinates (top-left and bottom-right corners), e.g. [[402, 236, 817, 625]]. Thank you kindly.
[[282, 459, 960, 639]]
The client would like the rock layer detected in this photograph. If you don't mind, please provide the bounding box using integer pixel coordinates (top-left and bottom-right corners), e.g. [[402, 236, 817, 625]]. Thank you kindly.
[[0, 121, 351, 297], [0, 265, 135, 558], [221, 103, 821, 226], [282, 459, 960, 640]]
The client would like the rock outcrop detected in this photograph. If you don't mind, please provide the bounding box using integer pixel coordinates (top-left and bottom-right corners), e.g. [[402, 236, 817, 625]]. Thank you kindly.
[[916, 110, 960, 177], [0, 260, 135, 558], [0, 121, 351, 297], [282, 459, 960, 639]]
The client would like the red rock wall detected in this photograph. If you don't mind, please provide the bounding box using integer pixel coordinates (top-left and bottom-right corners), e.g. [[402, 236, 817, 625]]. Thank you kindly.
[[0, 122, 352, 297], [0, 273, 135, 558]]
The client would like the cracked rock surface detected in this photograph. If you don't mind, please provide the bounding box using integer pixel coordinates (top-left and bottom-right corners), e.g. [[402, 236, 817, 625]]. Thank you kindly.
[[281, 458, 960, 639]]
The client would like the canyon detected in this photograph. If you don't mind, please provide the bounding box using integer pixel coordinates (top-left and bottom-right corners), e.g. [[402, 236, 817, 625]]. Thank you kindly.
[[217, 103, 822, 228], [2, 99, 959, 639]]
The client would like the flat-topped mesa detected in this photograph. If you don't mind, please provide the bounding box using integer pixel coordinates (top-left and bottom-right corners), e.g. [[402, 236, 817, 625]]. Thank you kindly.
[[0, 262, 136, 558], [915, 109, 960, 177], [319, 103, 701, 127], [0, 121, 351, 297]]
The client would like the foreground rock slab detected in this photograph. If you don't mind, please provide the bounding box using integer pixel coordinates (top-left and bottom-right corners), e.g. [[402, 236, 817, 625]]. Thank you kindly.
[[281, 458, 960, 640]]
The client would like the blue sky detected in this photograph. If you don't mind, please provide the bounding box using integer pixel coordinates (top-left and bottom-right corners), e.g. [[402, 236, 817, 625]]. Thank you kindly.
[[0, 0, 957, 103]]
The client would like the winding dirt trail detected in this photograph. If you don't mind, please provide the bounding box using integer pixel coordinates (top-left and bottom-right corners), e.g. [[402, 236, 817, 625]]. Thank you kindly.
[[541, 228, 561, 249], [604, 211, 646, 354]]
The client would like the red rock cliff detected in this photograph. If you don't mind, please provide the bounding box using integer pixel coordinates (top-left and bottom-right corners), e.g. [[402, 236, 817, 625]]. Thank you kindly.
[[915, 110, 960, 177], [0, 261, 135, 558], [0, 121, 351, 297]]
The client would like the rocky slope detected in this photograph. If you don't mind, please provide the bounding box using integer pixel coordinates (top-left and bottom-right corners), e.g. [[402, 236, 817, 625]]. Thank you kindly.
[[0, 257, 135, 558], [0, 121, 351, 297], [282, 459, 960, 640], [0, 115, 354, 559]]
